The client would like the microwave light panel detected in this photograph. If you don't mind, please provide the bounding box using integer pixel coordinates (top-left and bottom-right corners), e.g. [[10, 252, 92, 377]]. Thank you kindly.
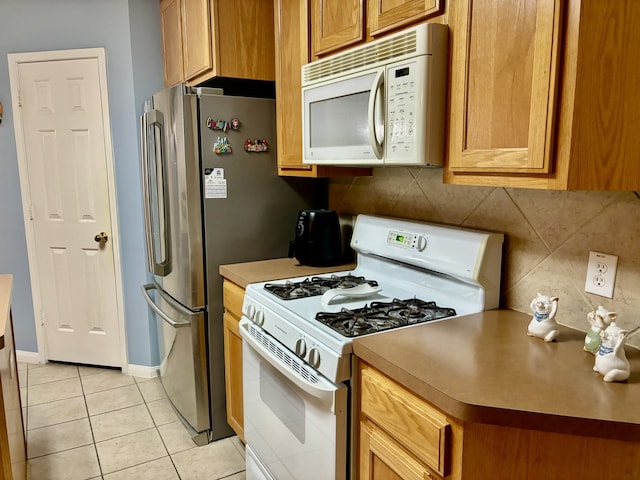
[[303, 27, 423, 84]]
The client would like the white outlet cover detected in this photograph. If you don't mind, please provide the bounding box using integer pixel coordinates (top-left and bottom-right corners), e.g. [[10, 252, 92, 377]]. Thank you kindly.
[[584, 251, 618, 298]]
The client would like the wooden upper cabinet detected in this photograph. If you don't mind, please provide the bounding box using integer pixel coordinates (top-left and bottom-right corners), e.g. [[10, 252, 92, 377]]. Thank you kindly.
[[182, 0, 213, 81], [160, 0, 183, 87], [446, 0, 640, 190], [447, 0, 562, 175], [214, 0, 275, 81], [310, 0, 442, 58], [160, 0, 275, 87], [274, 0, 371, 177], [369, 0, 441, 37], [311, 0, 364, 57]]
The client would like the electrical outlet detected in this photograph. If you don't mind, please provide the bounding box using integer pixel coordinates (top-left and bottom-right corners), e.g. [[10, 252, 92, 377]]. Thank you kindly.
[[584, 251, 618, 298]]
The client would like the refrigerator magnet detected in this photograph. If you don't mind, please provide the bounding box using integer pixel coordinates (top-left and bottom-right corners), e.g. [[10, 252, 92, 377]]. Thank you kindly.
[[214, 137, 232, 154], [207, 117, 230, 132], [244, 139, 268, 152], [206, 117, 240, 132]]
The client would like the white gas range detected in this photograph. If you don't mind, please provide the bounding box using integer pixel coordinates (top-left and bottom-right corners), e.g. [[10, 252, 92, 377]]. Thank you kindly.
[[240, 214, 504, 480]]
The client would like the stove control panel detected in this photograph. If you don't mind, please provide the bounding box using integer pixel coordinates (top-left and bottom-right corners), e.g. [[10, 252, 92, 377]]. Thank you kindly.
[[244, 302, 265, 327], [242, 291, 350, 382], [387, 230, 428, 251]]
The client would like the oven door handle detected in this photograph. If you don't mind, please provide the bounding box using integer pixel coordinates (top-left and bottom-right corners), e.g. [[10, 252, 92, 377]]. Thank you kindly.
[[240, 319, 345, 413]]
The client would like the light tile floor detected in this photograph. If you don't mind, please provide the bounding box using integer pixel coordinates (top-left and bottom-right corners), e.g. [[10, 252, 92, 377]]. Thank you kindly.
[[19, 361, 246, 480]]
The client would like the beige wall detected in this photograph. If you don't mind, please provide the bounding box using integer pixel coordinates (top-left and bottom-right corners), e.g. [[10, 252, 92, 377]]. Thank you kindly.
[[329, 168, 640, 348]]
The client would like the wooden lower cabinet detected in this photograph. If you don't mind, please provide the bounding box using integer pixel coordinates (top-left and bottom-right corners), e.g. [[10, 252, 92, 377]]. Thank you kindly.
[[358, 362, 453, 480], [0, 298, 27, 480], [360, 419, 443, 480], [222, 280, 245, 442], [358, 361, 640, 479]]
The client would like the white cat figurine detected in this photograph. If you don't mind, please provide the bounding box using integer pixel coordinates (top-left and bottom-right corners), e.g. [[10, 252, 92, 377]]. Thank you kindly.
[[593, 322, 630, 382], [527, 293, 560, 342], [584, 306, 617, 355]]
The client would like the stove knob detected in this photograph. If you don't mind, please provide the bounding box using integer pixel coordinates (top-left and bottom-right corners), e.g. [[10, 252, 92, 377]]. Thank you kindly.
[[254, 309, 265, 327], [295, 338, 307, 357], [245, 304, 255, 320], [308, 348, 321, 368]]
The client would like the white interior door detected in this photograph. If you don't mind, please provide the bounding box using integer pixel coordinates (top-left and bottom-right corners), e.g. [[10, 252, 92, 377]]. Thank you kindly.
[[9, 49, 125, 367]]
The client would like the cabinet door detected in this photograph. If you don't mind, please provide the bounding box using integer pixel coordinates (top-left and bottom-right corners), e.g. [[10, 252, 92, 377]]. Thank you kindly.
[[215, 0, 275, 80], [223, 312, 244, 442], [160, 0, 184, 87], [274, 0, 372, 177], [447, 0, 563, 174], [222, 280, 245, 442], [368, 0, 441, 37], [360, 420, 442, 480], [274, 0, 312, 174], [360, 363, 450, 477], [0, 312, 26, 480], [182, 0, 213, 81], [311, 0, 364, 57]]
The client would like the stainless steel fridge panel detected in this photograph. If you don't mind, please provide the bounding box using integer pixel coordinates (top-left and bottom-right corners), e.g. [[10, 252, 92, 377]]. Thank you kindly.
[[140, 85, 319, 445], [142, 85, 205, 310], [198, 93, 316, 442], [142, 284, 210, 437]]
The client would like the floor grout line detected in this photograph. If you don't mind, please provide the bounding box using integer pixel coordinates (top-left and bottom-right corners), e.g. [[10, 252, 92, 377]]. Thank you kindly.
[[21, 361, 245, 480]]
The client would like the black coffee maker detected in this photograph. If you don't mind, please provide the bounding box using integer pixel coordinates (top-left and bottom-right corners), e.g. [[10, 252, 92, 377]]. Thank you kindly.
[[288, 209, 343, 267]]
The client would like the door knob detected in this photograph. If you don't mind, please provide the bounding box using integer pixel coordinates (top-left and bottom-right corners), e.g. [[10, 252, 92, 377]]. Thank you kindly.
[[94, 232, 108, 243]]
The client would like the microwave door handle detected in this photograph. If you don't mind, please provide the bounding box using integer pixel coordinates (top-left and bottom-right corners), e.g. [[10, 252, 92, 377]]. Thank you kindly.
[[367, 69, 385, 159]]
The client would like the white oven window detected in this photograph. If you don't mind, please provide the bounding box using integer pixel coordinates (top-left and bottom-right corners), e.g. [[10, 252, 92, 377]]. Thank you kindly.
[[241, 319, 348, 480]]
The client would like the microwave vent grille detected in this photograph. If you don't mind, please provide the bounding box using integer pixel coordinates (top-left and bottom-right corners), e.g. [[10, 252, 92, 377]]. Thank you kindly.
[[303, 29, 419, 83]]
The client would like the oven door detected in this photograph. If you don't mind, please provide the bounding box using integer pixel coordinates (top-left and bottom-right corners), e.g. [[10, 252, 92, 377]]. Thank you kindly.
[[240, 318, 348, 480]]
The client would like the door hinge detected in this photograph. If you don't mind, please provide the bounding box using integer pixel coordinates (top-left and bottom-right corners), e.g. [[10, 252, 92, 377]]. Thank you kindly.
[[40, 310, 45, 326], [17, 91, 22, 108], [28, 204, 33, 221]]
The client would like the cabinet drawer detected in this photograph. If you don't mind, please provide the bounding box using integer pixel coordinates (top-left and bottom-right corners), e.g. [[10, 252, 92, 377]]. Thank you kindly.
[[360, 364, 450, 477], [222, 280, 245, 318]]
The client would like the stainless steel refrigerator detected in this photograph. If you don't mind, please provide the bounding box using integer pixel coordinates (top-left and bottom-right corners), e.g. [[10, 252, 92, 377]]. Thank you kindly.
[[139, 84, 317, 444]]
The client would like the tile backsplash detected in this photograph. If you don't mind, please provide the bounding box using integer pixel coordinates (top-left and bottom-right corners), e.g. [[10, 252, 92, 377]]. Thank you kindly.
[[329, 168, 640, 348]]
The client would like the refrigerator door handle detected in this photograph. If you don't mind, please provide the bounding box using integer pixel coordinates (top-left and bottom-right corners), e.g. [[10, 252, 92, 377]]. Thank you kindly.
[[142, 284, 192, 328], [140, 109, 171, 276]]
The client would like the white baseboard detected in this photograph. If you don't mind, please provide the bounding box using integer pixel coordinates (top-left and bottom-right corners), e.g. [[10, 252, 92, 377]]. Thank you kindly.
[[16, 350, 42, 364], [124, 364, 158, 378], [16, 351, 158, 379]]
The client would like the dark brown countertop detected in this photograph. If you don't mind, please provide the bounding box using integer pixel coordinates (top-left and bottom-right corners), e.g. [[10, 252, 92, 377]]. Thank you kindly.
[[219, 258, 356, 288], [353, 309, 640, 442]]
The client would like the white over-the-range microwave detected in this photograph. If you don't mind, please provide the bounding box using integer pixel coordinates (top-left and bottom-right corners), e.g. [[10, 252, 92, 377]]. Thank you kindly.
[[302, 22, 448, 167]]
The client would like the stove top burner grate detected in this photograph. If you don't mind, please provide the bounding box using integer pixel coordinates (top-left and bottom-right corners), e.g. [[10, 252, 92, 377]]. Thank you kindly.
[[264, 274, 378, 300], [315, 298, 456, 337]]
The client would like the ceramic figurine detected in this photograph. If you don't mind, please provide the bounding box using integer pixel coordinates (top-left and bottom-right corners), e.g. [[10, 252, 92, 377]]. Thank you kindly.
[[593, 322, 630, 382], [527, 293, 560, 342], [584, 305, 617, 354]]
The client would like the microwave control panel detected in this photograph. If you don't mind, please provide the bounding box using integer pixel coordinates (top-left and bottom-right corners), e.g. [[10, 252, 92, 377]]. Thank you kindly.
[[386, 56, 427, 162]]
